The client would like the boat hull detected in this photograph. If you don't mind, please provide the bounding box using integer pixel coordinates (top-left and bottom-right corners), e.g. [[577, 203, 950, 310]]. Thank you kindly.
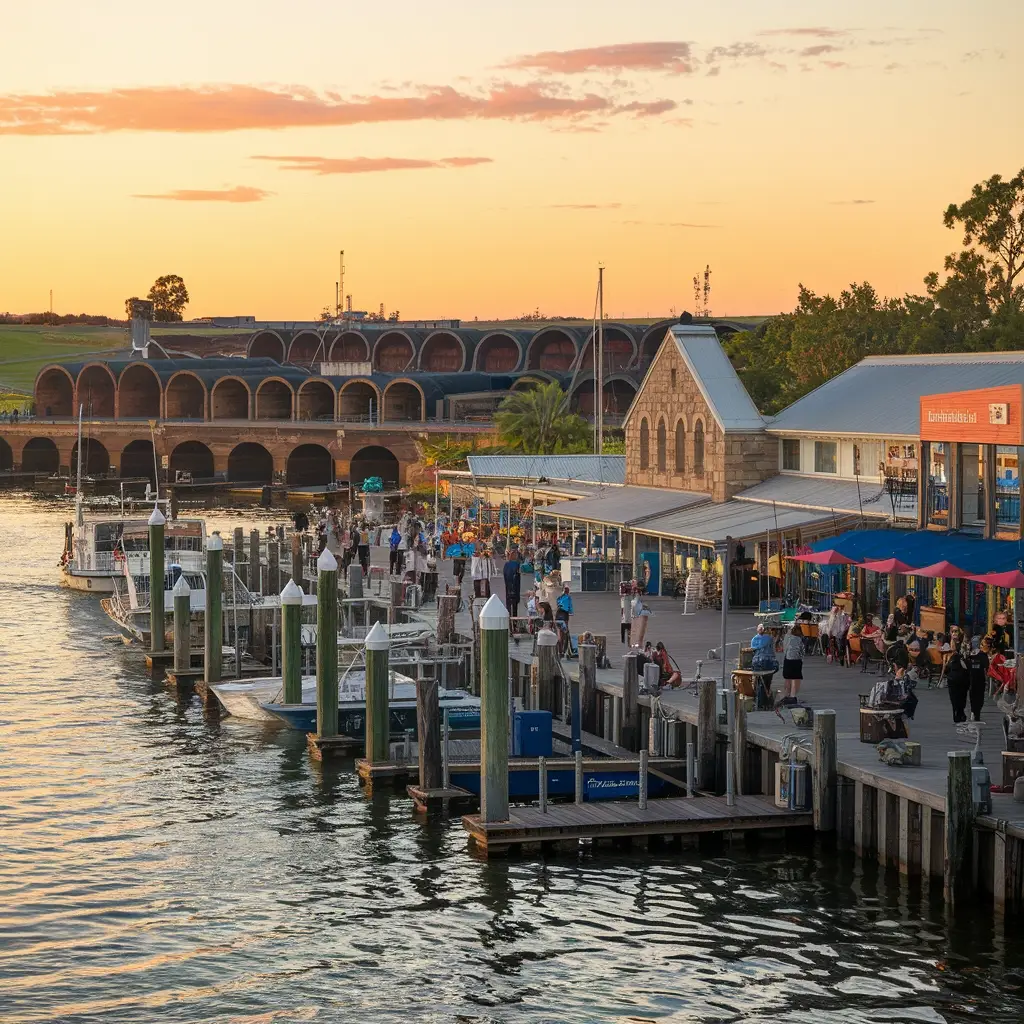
[[61, 568, 116, 593], [261, 699, 481, 738]]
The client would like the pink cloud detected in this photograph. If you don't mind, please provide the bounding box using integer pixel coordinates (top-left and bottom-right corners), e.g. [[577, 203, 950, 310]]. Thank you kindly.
[[800, 44, 843, 56], [132, 185, 271, 202], [252, 155, 492, 174], [507, 42, 694, 74], [0, 81, 674, 135], [759, 27, 848, 38]]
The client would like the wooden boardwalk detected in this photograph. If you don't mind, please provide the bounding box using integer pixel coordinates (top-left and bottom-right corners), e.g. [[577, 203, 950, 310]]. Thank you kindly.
[[463, 794, 810, 855]]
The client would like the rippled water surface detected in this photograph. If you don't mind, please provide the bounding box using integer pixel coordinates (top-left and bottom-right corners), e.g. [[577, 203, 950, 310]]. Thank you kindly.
[[1, 495, 1022, 1023]]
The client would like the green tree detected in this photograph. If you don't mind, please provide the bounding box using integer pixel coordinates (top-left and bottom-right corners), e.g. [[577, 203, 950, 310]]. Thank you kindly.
[[124, 296, 152, 320], [939, 168, 1024, 313], [495, 381, 592, 454], [146, 274, 190, 322]]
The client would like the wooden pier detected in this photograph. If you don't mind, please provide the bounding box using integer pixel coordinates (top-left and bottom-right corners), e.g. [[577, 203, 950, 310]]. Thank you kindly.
[[463, 794, 810, 856]]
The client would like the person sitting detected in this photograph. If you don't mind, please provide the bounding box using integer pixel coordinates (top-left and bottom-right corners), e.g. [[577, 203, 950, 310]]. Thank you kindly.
[[883, 614, 899, 643], [985, 637, 1015, 699], [886, 635, 910, 673], [868, 665, 918, 720], [987, 611, 1014, 654], [653, 641, 682, 688]]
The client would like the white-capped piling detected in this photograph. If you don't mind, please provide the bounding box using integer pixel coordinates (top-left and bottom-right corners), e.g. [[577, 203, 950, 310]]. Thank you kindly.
[[172, 574, 191, 674], [281, 578, 304, 705], [204, 531, 223, 685], [479, 595, 510, 823], [148, 504, 166, 653], [315, 547, 339, 739], [364, 621, 391, 764]]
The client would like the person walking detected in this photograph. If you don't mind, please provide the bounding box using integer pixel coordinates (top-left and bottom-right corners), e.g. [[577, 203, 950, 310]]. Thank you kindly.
[[388, 525, 402, 575], [503, 547, 522, 618], [357, 521, 370, 575], [966, 636, 989, 722], [781, 623, 804, 706], [946, 641, 970, 723]]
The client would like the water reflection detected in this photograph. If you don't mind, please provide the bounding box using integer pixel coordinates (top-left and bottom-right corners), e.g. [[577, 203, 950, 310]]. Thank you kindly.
[[0, 493, 1021, 1023]]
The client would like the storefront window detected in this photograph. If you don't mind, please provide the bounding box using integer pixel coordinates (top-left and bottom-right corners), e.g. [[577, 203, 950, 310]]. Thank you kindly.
[[814, 440, 837, 474], [928, 442, 948, 526], [959, 442, 983, 528], [782, 439, 800, 471], [996, 444, 1019, 529]]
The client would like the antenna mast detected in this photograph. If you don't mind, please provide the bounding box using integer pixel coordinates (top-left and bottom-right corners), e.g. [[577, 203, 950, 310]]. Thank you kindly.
[[339, 250, 345, 320], [596, 265, 604, 456]]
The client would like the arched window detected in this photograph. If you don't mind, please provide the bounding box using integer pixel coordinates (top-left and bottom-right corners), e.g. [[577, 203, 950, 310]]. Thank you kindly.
[[656, 419, 667, 472], [693, 418, 705, 473], [639, 418, 650, 470], [675, 419, 685, 472]]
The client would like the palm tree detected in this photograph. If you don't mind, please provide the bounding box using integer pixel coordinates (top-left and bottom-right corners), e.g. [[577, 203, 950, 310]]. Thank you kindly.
[[495, 381, 590, 454]]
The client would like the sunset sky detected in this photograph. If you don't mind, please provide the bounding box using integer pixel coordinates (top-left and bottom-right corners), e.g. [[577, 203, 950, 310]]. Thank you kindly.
[[1, 1, 1020, 321]]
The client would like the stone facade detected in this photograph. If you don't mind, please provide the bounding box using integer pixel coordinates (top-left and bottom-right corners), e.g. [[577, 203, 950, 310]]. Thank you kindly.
[[624, 335, 778, 502]]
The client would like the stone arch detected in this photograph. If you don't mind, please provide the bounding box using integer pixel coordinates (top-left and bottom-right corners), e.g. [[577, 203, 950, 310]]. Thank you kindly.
[[248, 330, 286, 361], [510, 373, 554, 393], [117, 363, 162, 419], [674, 417, 686, 472], [210, 377, 251, 420], [474, 331, 522, 372], [639, 417, 650, 471], [329, 332, 370, 363], [71, 438, 111, 478], [170, 440, 214, 480], [656, 418, 667, 472], [338, 379, 380, 422], [286, 443, 334, 487], [76, 363, 116, 418], [35, 366, 75, 418], [164, 371, 206, 420], [288, 331, 325, 365], [602, 377, 637, 418], [350, 445, 400, 488], [382, 379, 425, 422], [297, 379, 336, 422], [569, 377, 597, 416], [418, 331, 466, 372], [120, 439, 156, 483], [577, 326, 637, 374], [637, 321, 675, 368], [0, 436, 12, 471], [21, 437, 59, 474], [255, 378, 294, 420], [526, 328, 579, 371], [228, 442, 274, 483], [693, 417, 705, 473], [372, 330, 416, 373]]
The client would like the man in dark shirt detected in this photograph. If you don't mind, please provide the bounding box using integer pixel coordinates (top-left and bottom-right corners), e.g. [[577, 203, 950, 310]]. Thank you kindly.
[[503, 548, 522, 618]]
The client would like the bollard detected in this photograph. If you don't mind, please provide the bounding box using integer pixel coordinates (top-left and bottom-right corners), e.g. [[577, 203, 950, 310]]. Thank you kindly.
[[291, 533, 304, 594], [280, 578, 304, 704], [364, 621, 391, 763], [639, 749, 648, 809], [686, 741, 696, 798], [172, 575, 191, 674], [479, 595, 510, 823], [315, 548, 339, 738], [538, 755, 548, 813], [149, 505, 166, 652], [575, 749, 584, 805], [204, 532, 223, 685]]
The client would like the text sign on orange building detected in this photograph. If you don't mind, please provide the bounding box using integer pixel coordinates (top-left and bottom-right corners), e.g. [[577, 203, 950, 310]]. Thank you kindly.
[[919, 385, 1024, 445]]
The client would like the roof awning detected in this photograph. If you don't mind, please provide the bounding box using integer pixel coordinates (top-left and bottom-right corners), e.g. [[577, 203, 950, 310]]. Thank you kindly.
[[537, 487, 709, 528]]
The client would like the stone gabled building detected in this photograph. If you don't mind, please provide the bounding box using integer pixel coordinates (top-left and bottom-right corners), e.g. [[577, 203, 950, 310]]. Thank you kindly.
[[622, 323, 778, 501]]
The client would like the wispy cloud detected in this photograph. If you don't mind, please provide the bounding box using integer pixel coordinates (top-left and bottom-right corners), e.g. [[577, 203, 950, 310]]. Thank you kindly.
[[829, 198, 875, 205], [550, 202, 622, 209], [253, 155, 492, 174], [800, 44, 842, 57], [507, 42, 694, 75], [0, 81, 675, 135], [622, 219, 718, 228], [759, 27, 849, 38], [133, 185, 272, 202]]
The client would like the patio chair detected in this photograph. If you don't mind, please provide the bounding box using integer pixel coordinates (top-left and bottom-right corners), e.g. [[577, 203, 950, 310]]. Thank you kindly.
[[847, 634, 863, 667], [860, 640, 887, 674]]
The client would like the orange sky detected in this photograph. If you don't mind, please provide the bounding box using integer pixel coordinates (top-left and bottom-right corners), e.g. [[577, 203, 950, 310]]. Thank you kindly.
[[0, 1, 1020, 321]]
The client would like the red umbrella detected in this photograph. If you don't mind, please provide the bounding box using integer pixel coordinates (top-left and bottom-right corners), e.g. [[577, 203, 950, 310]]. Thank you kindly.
[[790, 549, 858, 565], [859, 557, 917, 574], [914, 560, 972, 579], [967, 569, 1024, 588]]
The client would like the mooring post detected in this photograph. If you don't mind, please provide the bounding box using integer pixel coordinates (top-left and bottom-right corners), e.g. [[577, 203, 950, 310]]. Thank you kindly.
[[535, 628, 559, 716], [570, 677, 582, 754], [945, 750, 975, 905], [579, 643, 597, 735], [267, 538, 280, 595], [813, 709, 838, 832], [538, 755, 548, 813], [686, 740, 696, 798], [281, 578, 304, 704], [148, 505, 166, 653], [437, 593, 457, 645], [233, 527, 245, 575], [389, 579, 403, 626], [248, 529, 261, 593], [204, 531, 223, 685], [734, 694, 748, 796], [364, 621, 391, 764], [315, 548, 339, 739], [575, 749, 584, 805], [348, 562, 363, 628], [639, 749, 649, 810], [697, 678, 717, 791], [291, 533, 304, 594], [479, 594, 510, 823], [442, 708, 451, 790], [416, 677, 442, 791], [621, 651, 639, 751], [172, 575, 191, 674]]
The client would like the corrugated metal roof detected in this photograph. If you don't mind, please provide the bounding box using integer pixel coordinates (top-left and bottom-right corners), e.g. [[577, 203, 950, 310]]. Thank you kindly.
[[768, 352, 1024, 436], [637, 500, 845, 545], [537, 486, 709, 527], [467, 455, 626, 485], [735, 475, 918, 521]]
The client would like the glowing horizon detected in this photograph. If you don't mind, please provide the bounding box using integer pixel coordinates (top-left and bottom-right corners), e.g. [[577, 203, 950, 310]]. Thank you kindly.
[[0, 1, 1019, 321]]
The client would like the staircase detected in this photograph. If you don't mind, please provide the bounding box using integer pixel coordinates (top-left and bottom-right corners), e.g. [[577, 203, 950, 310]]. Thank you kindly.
[[682, 571, 701, 615]]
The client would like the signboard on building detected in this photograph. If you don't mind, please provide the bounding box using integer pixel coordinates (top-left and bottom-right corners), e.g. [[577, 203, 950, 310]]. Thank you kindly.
[[919, 385, 1024, 445]]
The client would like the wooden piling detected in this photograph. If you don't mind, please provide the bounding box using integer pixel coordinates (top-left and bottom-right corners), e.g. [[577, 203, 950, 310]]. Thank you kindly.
[[172, 575, 191, 674], [535, 628, 559, 716], [416, 677, 442, 791], [267, 539, 280, 594], [389, 580, 403, 625], [579, 643, 597, 735], [281, 578, 304, 704], [437, 593, 457, 644], [945, 750, 974, 905], [621, 651, 639, 751], [315, 548, 339, 739], [249, 530, 261, 593], [204, 532, 223, 685], [291, 533, 304, 593], [734, 696, 748, 797], [364, 622, 391, 765], [812, 709, 837, 832], [479, 595, 510, 823], [697, 678, 717, 791], [148, 505, 166, 653], [233, 527, 245, 574]]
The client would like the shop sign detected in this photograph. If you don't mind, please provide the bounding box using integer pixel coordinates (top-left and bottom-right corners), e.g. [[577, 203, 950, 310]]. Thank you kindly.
[[919, 386, 1024, 444]]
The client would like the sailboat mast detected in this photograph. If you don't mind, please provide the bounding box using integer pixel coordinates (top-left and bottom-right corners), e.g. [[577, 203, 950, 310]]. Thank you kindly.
[[596, 266, 604, 456]]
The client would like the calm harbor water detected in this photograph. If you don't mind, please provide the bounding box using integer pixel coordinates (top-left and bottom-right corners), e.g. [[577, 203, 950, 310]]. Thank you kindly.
[[1, 494, 1022, 1023]]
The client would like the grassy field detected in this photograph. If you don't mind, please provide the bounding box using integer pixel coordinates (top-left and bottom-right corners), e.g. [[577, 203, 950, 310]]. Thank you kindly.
[[0, 325, 127, 390]]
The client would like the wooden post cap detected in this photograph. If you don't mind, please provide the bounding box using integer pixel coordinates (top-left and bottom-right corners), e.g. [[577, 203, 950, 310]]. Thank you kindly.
[[208, 531, 223, 551], [172, 575, 191, 597], [280, 579, 304, 605], [365, 621, 390, 650], [316, 547, 338, 572], [478, 594, 509, 630], [148, 505, 166, 526]]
